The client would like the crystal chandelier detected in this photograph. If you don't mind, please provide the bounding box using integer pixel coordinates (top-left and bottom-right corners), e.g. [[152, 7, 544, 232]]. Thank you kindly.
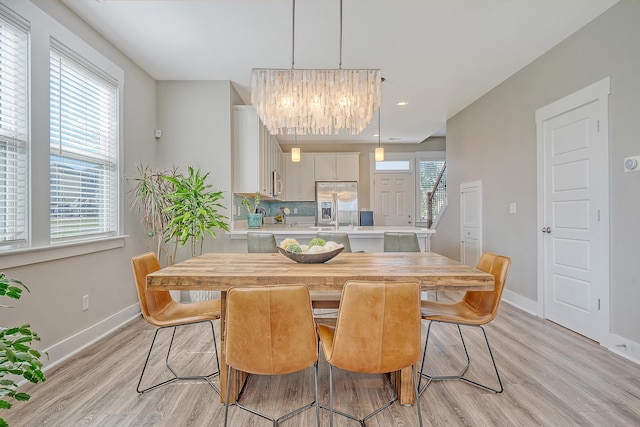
[[251, 0, 381, 136]]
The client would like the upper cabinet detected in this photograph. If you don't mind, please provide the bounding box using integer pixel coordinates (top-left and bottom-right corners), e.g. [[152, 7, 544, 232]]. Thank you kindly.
[[284, 153, 315, 201], [233, 106, 283, 198], [314, 153, 359, 181]]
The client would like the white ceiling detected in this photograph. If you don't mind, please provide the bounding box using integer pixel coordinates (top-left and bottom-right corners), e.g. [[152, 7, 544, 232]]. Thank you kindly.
[[60, 0, 618, 144]]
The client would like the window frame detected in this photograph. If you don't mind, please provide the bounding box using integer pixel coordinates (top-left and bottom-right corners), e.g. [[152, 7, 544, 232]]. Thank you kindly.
[[0, 6, 29, 250], [0, 1, 125, 268], [49, 41, 119, 243]]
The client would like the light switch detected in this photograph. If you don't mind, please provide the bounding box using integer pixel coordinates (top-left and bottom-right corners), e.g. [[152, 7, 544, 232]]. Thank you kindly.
[[509, 203, 517, 214]]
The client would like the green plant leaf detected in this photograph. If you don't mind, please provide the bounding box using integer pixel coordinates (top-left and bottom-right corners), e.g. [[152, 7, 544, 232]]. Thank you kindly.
[[12, 393, 29, 402]]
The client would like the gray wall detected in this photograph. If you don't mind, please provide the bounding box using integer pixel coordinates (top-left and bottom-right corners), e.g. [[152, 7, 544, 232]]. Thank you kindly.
[[1, 0, 156, 363], [435, 0, 640, 343]]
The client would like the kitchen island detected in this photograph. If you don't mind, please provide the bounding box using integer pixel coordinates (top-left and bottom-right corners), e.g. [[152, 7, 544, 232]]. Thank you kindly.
[[229, 221, 435, 253]]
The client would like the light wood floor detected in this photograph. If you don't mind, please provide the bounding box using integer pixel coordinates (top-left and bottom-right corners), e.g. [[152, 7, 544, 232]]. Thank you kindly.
[[5, 293, 640, 426]]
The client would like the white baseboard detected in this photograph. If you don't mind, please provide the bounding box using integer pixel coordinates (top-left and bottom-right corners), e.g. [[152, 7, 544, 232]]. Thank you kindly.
[[42, 303, 141, 373], [608, 334, 640, 365], [501, 288, 538, 316]]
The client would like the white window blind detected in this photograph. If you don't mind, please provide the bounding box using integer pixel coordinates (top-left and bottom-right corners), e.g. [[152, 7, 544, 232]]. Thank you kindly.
[[0, 13, 28, 248], [50, 44, 118, 241]]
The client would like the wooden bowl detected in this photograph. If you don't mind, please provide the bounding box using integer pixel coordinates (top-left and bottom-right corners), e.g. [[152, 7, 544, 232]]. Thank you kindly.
[[277, 245, 344, 264]]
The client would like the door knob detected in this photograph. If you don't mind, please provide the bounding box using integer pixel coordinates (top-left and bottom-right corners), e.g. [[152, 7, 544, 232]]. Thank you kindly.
[[541, 227, 551, 233]]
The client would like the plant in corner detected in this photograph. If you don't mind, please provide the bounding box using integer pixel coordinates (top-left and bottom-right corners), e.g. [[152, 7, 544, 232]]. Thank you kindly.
[[163, 166, 230, 301], [127, 162, 180, 265], [163, 166, 230, 257], [0, 273, 46, 427]]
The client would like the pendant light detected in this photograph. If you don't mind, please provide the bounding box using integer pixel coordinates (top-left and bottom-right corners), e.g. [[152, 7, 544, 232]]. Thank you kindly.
[[375, 107, 384, 161], [291, 129, 301, 162]]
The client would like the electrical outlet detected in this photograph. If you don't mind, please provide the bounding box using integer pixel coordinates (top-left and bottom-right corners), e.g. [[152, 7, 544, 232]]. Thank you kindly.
[[294, 207, 298, 214], [82, 295, 89, 311]]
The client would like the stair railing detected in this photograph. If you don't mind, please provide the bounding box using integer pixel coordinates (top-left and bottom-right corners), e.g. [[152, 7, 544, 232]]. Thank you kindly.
[[427, 163, 447, 229]]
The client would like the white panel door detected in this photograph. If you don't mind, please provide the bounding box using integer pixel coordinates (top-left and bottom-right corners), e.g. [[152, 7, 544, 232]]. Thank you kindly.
[[374, 173, 414, 226], [460, 181, 482, 266], [542, 100, 608, 341]]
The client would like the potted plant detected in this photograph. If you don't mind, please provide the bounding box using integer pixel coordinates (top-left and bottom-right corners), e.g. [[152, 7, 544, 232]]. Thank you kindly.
[[241, 192, 262, 229], [127, 162, 179, 265], [0, 273, 46, 427], [163, 166, 230, 302]]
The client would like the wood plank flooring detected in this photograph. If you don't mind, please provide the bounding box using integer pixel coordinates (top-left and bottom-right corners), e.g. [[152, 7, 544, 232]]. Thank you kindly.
[[4, 293, 640, 426]]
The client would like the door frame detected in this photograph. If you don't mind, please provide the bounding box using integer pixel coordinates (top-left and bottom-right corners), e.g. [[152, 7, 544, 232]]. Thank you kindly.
[[535, 77, 610, 343]]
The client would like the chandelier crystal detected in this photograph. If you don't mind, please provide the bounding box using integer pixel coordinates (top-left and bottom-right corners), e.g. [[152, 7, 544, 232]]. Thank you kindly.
[[251, 0, 381, 136], [251, 68, 381, 135]]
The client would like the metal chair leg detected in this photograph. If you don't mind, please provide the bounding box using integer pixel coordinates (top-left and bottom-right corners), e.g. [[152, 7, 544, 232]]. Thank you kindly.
[[418, 320, 503, 395], [225, 363, 319, 426], [459, 326, 503, 393], [137, 320, 220, 394], [322, 364, 402, 426]]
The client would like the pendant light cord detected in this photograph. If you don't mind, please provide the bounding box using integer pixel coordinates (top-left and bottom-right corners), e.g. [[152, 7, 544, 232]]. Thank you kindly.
[[339, 0, 343, 69], [291, 0, 296, 69], [378, 107, 381, 148]]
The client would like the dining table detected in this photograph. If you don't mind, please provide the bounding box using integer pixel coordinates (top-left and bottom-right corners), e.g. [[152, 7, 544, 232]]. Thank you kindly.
[[146, 251, 494, 405]]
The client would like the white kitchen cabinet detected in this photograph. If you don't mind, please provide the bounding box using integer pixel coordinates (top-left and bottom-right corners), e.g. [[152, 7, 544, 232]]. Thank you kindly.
[[314, 153, 359, 181], [284, 153, 315, 201], [233, 105, 283, 198]]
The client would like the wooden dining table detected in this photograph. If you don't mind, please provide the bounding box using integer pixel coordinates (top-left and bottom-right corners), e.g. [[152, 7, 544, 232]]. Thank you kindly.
[[146, 251, 494, 405]]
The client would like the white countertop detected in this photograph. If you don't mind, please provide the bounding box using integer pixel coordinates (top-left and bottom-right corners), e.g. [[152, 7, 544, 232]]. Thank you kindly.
[[229, 223, 435, 237]]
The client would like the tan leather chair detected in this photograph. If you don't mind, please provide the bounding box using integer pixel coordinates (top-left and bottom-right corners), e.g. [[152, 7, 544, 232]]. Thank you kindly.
[[223, 285, 319, 427], [383, 231, 421, 252], [131, 252, 221, 394], [247, 232, 278, 253], [317, 281, 423, 426], [418, 252, 511, 395]]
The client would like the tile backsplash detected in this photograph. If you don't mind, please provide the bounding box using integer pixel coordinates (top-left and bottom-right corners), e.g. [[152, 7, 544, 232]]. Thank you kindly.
[[232, 194, 315, 221]]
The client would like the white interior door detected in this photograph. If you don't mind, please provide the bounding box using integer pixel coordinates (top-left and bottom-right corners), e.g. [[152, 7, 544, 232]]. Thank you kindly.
[[537, 78, 610, 343], [460, 181, 482, 266], [374, 172, 414, 226]]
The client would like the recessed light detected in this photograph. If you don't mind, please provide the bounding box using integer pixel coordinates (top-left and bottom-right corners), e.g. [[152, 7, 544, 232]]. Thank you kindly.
[[396, 101, 409, 106], [373, 133, 380, 137]]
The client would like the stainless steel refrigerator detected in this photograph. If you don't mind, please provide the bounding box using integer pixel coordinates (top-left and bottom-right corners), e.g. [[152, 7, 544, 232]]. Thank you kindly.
[[315, 181, 359, 227]]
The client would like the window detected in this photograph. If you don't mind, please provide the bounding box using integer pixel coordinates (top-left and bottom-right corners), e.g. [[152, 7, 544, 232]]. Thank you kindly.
[[0, 12, 28, 248], [419, 160, 446, 222], [49, 43, 118, 241], [374, 160, 411, 171]]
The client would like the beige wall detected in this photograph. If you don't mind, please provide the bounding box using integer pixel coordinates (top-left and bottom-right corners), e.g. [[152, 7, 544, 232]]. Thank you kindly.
[[155, 81, 238, 259], [437, 0, 640, 343]]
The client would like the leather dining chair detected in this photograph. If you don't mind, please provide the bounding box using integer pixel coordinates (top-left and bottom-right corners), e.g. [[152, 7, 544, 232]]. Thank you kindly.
[[246, 232, 278, 253], [317, 280, 423, 427], [417, 252, 511, 395], [131, 252, 221, 394], [223, 285, 320, 427], [383, 231, 421, 252]]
